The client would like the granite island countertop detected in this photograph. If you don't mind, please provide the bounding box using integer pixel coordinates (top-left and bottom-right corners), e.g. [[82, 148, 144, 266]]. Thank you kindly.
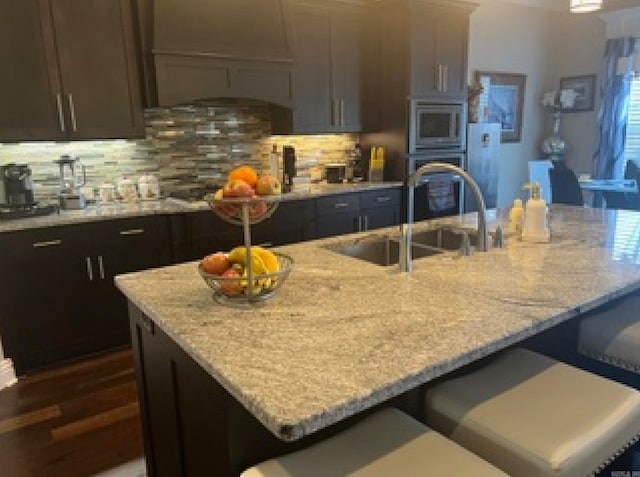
[[115, 205, 640, 442]]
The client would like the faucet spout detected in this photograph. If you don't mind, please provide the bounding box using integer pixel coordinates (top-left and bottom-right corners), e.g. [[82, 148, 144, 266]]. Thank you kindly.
[[400, 162, 489, 273]]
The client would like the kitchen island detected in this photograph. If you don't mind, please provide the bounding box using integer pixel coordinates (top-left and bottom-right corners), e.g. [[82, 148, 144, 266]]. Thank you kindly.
[[115, 205, 640, 476]]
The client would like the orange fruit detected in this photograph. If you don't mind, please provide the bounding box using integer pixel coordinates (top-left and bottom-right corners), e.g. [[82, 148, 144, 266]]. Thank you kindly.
[[229, 166, 258, 188]]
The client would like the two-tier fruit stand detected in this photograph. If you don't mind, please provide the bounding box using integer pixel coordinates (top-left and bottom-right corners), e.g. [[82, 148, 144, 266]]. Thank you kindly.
[[203, 194, 293, 307]]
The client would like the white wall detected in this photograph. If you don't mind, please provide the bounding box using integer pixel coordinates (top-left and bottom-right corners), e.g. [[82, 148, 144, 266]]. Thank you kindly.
[[469, 1, 606, 206]]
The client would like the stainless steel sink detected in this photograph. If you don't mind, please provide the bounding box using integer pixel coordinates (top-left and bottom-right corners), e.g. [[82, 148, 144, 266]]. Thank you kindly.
[[325, 236, 442, 267], [410, 227, 477, 251]]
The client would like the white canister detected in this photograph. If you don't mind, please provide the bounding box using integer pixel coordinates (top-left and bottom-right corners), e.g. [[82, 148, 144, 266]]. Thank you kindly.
[[98, 182, 116, 203], [117, 176, 138, 202], [138, 174, 160, 200]]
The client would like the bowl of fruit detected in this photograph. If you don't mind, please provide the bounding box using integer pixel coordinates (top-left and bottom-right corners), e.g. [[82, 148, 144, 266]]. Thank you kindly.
[[198, 245, 294, 306], [206, 166, 283, 225]]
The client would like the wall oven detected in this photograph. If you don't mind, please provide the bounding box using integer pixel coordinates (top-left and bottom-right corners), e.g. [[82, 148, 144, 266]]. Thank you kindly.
[[408, 152, 465, 222], [409, 98, 466, 153]]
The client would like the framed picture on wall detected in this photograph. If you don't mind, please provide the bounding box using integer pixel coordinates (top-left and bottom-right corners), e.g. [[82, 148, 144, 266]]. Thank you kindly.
[[559, 75, 596, 112], [475, 71, 527, 143]]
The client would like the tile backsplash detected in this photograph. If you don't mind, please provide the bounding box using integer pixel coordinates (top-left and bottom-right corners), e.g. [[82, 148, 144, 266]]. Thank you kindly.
[[0, 99, 358, 203]]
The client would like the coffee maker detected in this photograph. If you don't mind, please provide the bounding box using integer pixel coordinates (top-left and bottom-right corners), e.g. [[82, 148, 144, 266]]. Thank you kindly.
[[54, 155, 87, 210], [0, 164, 35, 206]]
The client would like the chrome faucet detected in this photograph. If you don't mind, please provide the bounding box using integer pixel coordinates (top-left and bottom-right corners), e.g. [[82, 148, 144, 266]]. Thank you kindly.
[[399, 162, 489, 272]]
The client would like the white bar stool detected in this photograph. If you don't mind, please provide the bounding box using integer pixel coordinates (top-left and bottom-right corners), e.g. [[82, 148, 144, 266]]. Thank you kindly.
[[578, 295, 640, 373], [241, 407, 507, 476], [423, 348, 640, 476]]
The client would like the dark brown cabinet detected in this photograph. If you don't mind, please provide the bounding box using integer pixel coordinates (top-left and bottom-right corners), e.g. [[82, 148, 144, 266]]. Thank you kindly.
[[0, 0, 144, 142], [186, 199, 317, 260], [291, 1, 361, 133], [152, 0, 295, 109], [316, 188, 401, 239], [409, 1, 470, 97], [0, 216, 172, 374]]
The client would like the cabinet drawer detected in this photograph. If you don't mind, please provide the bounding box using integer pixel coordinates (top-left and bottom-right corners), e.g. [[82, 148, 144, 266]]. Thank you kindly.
[[316, 193, 360, 216], [360, 188, 401, 209], [0, 225, 83, 259], [88, 216, 170, 243]]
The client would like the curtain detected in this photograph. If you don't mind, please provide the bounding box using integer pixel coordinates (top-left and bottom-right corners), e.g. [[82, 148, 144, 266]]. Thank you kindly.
[[592, 37, 637, 180]]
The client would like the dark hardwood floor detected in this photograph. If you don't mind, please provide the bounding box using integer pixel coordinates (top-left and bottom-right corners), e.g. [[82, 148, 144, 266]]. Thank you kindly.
[[0, 349, 144, 477]]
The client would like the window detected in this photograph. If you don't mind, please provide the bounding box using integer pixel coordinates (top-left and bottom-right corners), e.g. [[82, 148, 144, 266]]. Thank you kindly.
[[625, 76, 640, 166]]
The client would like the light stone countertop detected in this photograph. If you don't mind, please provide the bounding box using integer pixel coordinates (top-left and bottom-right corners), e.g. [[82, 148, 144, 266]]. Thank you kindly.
[[115, 205, 640, 441], [0, 181, 403, 231]]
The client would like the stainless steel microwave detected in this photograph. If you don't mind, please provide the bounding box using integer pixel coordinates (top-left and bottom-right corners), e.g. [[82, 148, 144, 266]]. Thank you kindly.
[[409, 99, 466, 153]]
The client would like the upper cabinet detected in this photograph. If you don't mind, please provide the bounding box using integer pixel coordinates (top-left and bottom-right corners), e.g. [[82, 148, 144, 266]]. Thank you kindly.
[[409, 0, 469, 97], [152, 0, 296, 109], [0, 0, 145, 143], [360, 0, 474, 135], [290, 1, 361, 134]]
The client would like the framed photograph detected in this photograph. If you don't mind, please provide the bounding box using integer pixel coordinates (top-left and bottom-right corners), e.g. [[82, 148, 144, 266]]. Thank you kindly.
[[475, 71, 527, 143], [559, 75, 596, 112]]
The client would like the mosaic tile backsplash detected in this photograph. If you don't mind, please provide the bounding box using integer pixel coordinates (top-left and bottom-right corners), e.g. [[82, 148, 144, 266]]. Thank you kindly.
[[0, 99, 358, 203]]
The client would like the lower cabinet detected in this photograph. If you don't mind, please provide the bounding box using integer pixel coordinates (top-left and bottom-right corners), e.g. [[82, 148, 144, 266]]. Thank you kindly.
[[186, 199, 317, 260], [0, 215, 172, 374], [316, 188, 401, 239]]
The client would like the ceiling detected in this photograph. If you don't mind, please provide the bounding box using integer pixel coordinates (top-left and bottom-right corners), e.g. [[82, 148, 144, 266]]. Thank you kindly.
[[479, 0, 640, 13]]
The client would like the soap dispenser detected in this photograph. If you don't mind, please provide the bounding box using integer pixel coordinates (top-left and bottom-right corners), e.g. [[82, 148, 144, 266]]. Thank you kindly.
[[521, 182, 550, 243]]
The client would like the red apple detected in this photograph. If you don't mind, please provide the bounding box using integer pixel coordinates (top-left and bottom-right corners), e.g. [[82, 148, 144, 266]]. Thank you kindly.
[[219, 267, 243, 295], [202, 252, 231, 275], [222, 179, 256, 198], [256, 174, 282, 196], [249, 200, 268, 219]]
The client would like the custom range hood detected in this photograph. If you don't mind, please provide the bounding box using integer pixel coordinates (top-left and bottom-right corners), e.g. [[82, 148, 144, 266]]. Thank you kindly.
[[152, 0, 295, 132]]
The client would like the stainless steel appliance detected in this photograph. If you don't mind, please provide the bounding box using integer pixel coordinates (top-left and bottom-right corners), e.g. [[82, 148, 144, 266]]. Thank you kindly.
[[409, 98, 466, 153], [408, 152, 465, 222], [0, 164, 35, 206], [465, 123, 502, 212], [54, 155, 87, 210]]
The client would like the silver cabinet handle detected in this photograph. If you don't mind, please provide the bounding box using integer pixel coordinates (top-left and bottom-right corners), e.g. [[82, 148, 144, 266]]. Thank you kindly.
[[442, 64, 448, 92], [363, 215, 368, 231], [33, 239, 62, 248], [333, 202, 350, 209], [120, 228, 145, 235], [55, 94, 65, 132], [375, 196, 392, 203], [356, 215, 363, 232], [97, 255, 105, 279], [331, 99, 338, 126], [86, 257, 93, 281], [340, 98, 345, 127], [67, 94, 77, 132]]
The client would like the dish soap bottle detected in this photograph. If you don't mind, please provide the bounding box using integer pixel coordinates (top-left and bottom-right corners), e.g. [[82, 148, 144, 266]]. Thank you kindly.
[[521, 183, 550, 243], [508, 198, 524, 235]]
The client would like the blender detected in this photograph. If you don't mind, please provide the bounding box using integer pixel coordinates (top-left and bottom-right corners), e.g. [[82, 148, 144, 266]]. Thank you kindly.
[[54, 155, 87, 210]]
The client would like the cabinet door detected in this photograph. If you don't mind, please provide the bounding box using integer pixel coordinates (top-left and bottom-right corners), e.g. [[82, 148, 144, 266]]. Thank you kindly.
[[291, 6, 333, 133], [316, 193, 361, 238], [360, 187, 401, 231], [331, 11, 361, 132], [0, 227, 93, 374], [435, 5, 468, 97], [50, 0, 144, 139], [85, 216, 173, 351], [0, 0, 64, 141], [250, 199, 317, 246], [409, 2, 468, 98]]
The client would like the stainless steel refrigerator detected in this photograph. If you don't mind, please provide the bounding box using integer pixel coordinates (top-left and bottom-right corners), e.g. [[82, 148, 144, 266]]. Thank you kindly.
[[465, 123, 502, 212]]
